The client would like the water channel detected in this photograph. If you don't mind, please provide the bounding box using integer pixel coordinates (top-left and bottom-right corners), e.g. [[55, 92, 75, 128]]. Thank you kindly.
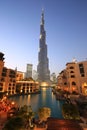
[[9, 87, 64, 118]]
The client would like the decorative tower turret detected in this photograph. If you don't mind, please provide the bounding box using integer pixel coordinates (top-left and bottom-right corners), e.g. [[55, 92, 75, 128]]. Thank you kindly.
[[37, 10, 50, 82], [0, 52, 5, 74]]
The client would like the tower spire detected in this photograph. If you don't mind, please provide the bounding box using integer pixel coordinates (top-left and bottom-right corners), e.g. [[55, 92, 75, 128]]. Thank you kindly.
[[41, 8, 44, 25], [37, 10, 50, 82]]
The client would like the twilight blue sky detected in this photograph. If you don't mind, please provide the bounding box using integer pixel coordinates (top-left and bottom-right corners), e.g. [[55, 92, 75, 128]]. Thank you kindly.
[[0, 0, 87, 76]]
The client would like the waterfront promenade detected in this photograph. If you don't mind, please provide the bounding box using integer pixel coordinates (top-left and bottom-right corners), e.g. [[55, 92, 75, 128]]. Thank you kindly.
[[0, 105, 86, 130], [0, 88, 87, 130]]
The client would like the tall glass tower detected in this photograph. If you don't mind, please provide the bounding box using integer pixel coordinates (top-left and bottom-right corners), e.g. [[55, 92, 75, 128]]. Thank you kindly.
[[37, 10, 50, 82]]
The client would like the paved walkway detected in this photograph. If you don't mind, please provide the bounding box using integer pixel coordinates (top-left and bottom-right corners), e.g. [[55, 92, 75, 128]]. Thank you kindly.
[[34, 125, 47, 130], [0, 111, 7, 130]]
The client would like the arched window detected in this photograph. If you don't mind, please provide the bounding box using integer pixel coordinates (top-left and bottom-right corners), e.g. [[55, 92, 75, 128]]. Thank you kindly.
[[70, 66, 74, 69], [70, 71, 74, 73], [23, 87, 25, 90], [13, 84, 15, 86], [23, 83, 25, 86], [64, 82, 67, 85], [27, 83, 29, 86], [8, 87, 11, 90], [12, 87, 14, 90], [72, 82, 76, 85], [71, 75, 75, 78], [0, 83, 3, 86], [0, 84, 3, 91], [9, 83, 11, 86]]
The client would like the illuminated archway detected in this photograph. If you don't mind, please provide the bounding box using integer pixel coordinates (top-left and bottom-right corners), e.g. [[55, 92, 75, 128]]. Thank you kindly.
[[40, 82, 49, 87], [82, 82, 87, 95]]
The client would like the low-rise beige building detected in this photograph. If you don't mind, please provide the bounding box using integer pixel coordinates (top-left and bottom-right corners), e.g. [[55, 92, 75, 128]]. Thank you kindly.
[[0, 52, 16, 95], [0, 52, 39, 95], [0, 52, 40, 96], [16, 80, 39, 94], [57, 60, 87, 95], [16, 71, 24, 81]]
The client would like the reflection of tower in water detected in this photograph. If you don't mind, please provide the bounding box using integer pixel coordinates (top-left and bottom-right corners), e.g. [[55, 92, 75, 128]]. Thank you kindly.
[[27, 95, 30, 105]]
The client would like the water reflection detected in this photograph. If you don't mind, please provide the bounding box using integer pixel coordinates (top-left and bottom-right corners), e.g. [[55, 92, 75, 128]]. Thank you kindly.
[[9, 87, 64, 118]]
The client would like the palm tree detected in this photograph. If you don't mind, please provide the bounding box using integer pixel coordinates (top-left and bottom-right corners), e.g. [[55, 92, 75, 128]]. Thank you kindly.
[[26, 105, 35, 128]]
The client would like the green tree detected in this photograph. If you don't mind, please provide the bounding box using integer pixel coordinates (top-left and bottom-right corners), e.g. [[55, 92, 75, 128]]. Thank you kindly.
[[17, 105, 28, 118], [62, 103, 80, 120], [3, 117, 25, 130], [18, 105, 35, 127], [38, 107, 51, 122]]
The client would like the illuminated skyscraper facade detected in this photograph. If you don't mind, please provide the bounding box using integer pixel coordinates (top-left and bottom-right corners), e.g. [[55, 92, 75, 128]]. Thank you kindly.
[[25, 64, 33, 78], [37, 10, 50, 82]]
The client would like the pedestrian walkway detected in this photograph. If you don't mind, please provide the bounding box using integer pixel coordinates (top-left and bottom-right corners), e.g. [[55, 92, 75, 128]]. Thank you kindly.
[[34, 125, 47, 130], [79, 117, 87, 130], [0, 111, 7, 130], [47, 117, 83, 130]]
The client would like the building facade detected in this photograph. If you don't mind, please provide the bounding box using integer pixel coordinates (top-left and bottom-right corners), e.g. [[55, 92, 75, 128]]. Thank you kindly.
[[50, 73, 57, 83], [25, 64, 33, 79], [0, 52, 40, 96], [0, 52, 16, 95], [16, 80, 39, 94], [57, 60, 87, 95], [32, 70, 38, 80], [16, 71, 24, 81], [37, 10, 50, 82]]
